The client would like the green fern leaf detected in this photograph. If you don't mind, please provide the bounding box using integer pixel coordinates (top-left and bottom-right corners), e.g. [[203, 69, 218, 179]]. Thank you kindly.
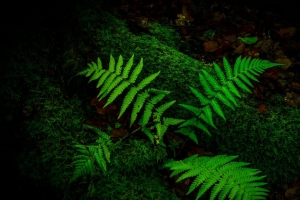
[[211, 99, 225, 120], [98, 73, 117, 96], [89, 69, 105, 83], [122, 54, 134, 79], [223, 56, 233, 80], [130, 91, 150, 127], [201, 106, 215, 128], [163, 117, 184, 126], [202, 70, 221, 92], [139, 102, 154, 126], [175, 128, 198, 144], [165, 155, 269, 200], [96, 70, 111, 89], [142, 126, 154, 144], [128, 58, 143, 83], [101, 76, 123, 98], [108, 54, 115, 72], [220, 86, 238, 106], [118, 87, 139, 119], [179, 118, 210, 136], [104, 81, 130, 105], [115, 55, 123, 75], [179, 104, 202, 116], [215, 92, 235, 110], [233, 77, 252, 93], [189, 86, 209, 105], [102, 144, 110, 163], [137, 71, 160, 90], [157, 100, 176, 114], [199, 73, 215, 97]]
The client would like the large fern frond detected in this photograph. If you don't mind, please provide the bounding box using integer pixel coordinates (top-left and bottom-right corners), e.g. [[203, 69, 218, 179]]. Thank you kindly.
[[164, 154, 269, 200], [78, 54, 171, 128], [179, 56, 282, 135]]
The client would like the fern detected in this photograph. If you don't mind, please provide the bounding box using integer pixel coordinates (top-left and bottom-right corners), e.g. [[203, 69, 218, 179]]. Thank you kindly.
[[140, 99, 184, 146], [164, 154, 269, 200], [69, 125, 112, 183], [179, 56, 282, 135], [78, 54, 184, 144], [78, 54, 172, 128]]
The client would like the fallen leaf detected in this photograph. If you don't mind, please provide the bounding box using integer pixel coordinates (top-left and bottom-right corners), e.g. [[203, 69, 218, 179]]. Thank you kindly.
[[275, 58, 292, 70], [290, 82, 300, 91], [277, 27, 296, 38], [182, 5, 194, 22], [262, 68, 279, 80], [285, 178, 300, 200], [258, 104, 267, 114], [91, 97, 117, 115], [284, 92, 300, 107], [234, 42, 245, 54], [110, 128, 128, 141], [203, 41, 219, 52]]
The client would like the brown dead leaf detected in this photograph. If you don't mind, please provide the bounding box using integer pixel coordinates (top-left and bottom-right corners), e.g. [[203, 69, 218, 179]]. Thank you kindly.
[[110, 128, 128, 141], [284, 92, 300, 107], [86, 120, 108, 130], [223, 32, 238, 43], [254, 39, 272, 53], [211, 11, 226, 22], [285, 178, 300, 200], [277, 27, 296, 38], [182, 5, 194, 22], [203, 41, 219, 52], [91, 97, 117, 115], [258, 104, 267, 114], [234, 42, 245, 54], [290, 82, 300, 91], [243, 50, 260, 58], [275, 58, 292, 70]]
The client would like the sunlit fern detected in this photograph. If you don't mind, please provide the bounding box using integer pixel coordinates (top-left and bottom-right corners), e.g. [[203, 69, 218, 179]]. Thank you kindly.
[[164, 154, 269, 200], [78, 54, 183, 145], [179, 56, 282, 136]]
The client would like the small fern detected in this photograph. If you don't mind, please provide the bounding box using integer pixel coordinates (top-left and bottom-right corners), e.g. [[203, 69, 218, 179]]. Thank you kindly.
[[179, 56, 282, 135], [140, 99, 184, 145], [164, 154, 269, 200], [69, 125, 112, 183]]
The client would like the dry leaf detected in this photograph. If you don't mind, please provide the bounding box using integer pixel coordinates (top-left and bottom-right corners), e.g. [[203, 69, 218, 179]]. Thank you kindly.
[[203, 41, 219, 52], [275, 58, 292, 70], [258, 104, 267, 114], [284, 92, 300, 107], [234, 42, 245, 54], [110, 128, 127, 141], [277, 27, 296, 38], [182, 5, 194, 22]]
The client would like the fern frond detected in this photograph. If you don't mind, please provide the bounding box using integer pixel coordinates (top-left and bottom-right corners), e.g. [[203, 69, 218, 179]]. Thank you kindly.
[[164, 154, 269, 200], [70, 126, 112, 184], [139, 94, 166, 126], [128, 58, 143, 83], [70, 146, 94, 183], [153, 100, 176, 123], [180, 56, 282, 136], [122, 54, 134, 79], [175, 128, 198, 144], [137, 71, 160, 90], [108, 54, 115, 72], [130, 91, 151, 127]]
